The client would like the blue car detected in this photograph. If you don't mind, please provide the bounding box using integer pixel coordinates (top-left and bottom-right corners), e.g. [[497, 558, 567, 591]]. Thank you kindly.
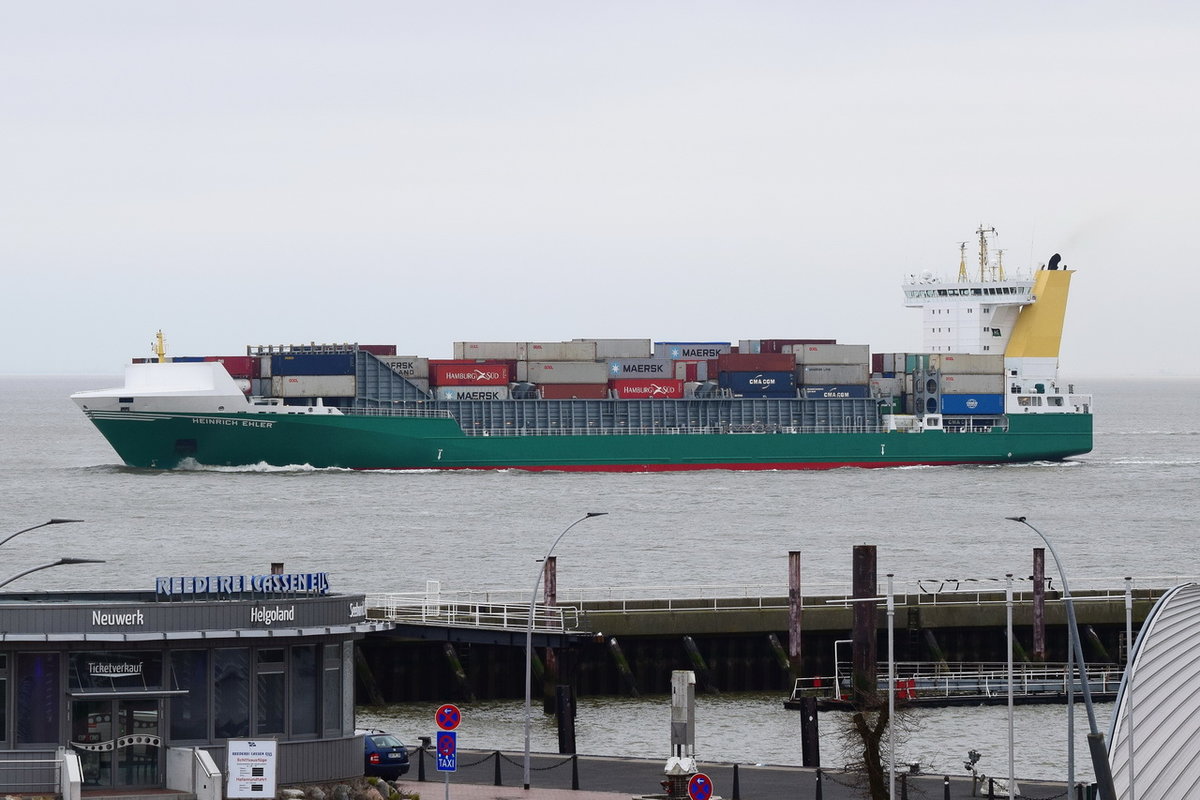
[[358, 729, 411, 779]]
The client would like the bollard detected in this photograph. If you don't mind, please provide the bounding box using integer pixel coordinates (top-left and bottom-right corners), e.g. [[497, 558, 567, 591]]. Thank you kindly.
[[900, 772, 908, 800], [943, 775, 950, 800], [571, 753, 579, 790], [988, 776, 995, 799], [815, 768, 823, 800], [732, 763, 740, 800], [494, 750, 502, 786], [417, 737, 429, 782], [1075, 783, 1084, 800]]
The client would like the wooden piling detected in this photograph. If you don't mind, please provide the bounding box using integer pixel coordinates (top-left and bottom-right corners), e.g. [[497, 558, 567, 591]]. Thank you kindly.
[[543, 556, 559, 713], [682, 635, 718, 694], [353, 645, 387, 706], [1033, 547, 1046, 661], [608, 636, 640, 696], [852, 544, 878, 708], [442, 642, 475, 701], [788, 550, 803, 681]]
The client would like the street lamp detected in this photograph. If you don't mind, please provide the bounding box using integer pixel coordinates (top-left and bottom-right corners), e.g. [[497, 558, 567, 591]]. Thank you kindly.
[[1007, 516, 1117, 800], [523, 512, 607, 791], [0, 518, 85, 549], [0, 557, 106, 590]]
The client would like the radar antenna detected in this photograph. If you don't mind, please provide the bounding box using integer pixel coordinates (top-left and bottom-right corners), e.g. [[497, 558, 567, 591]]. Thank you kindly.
[[976, 225, 997, 282]]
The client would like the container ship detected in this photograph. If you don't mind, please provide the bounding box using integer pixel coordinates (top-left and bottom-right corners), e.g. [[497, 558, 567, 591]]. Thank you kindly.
[[72, 229, 1093, 471]]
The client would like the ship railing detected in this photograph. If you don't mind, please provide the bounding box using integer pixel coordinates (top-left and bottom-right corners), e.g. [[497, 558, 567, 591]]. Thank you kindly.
[[450, 424, 895, 437], [366, 593, 583, 633], [339, 406, 456, 419], [790, 661, 1125, 702]]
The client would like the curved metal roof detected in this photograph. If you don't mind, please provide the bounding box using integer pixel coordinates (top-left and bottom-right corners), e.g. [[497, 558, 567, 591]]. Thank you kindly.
[[1108, 582, 1200, 799]]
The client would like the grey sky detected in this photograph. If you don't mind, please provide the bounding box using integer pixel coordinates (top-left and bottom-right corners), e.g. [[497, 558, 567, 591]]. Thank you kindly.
[[3, 2, 1196, 377]]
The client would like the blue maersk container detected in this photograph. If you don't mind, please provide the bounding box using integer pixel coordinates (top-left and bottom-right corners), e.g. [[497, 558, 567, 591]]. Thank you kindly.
[[724, 371, 796, 397], [270, 353, 356, 376], [940, 394, 1005, 415]]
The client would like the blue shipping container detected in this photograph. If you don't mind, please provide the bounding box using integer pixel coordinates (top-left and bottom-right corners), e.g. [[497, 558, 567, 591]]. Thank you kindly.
[[724, 371, 796, 395], [172, 356, 205, 362], [270, 353, 356, 376], [801, 385, 871, 399], [940, 394, 1005, 414]]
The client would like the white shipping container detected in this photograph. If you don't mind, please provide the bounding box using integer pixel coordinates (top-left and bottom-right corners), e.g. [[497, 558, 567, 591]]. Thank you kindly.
[[517, 361, 611, 384], [454, 341, 522, 360], [436, 385, 510, 401], [379, 356, 430, 378], [788, 343, 871, 365], [271, 374, 356, 398], [799, 364, 869, 385], [738, 339, 763, 354], [940, 373, 1006, 394], [522, 341, 598, 361], [574, 339, 652, 359], [869, 376, 903, 397], [929, 354, 1005, 375]]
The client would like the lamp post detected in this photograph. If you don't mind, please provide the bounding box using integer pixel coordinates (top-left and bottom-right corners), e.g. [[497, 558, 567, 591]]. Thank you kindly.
[[0, 518, 85, 549], [1007, 516, 1117, 800], [0, 557, 106, 590], [523, 512, 607, 791]]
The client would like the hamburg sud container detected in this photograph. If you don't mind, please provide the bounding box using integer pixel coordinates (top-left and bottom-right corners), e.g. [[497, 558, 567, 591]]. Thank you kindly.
[[940, 373, 1006, 394], [940, 394, 1005, 414], [436, 385, 511, 401], [724, 371, 796, 397], [270, 353, 355, 376], [519, 361, 610, 384], [429, 360, 512, 386], [539, 384, 608, 399], [654, 342, 731, 359], [607, 358, 673, 378], [610, 379, 685, 399]]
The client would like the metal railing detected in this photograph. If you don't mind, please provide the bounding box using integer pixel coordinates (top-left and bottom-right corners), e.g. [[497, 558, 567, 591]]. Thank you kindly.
[[367, 593, 582, 633], [0, 751, 63, 794]]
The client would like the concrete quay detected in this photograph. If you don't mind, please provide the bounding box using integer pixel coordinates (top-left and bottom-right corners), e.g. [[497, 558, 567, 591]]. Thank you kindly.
[[396, 750, 1078, 799]]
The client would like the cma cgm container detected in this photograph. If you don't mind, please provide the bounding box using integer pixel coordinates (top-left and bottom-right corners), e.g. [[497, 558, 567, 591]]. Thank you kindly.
[[271, 375, 356, 398], [436, 386, 511, 401], [576, 339, 652, 359], [205, 356, 259, 379], [519, 361, 610, 384], [941, 373, 1006, 394], [799, 364, 869, 385], [607, 358, 673, 378], [538, 383, 609, 399], [941, 394, 1005, 415], [655, 342, 732, 359], [610, 379, 685, 399], [430, 361, 513, 386], [800, 384, 871, 399], [271, 353, 356, 376], [787, 343, 871, 365], [724, 371, 796, 397]]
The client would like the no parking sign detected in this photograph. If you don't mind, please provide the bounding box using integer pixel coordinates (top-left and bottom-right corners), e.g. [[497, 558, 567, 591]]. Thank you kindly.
[[435, 703, 460, 772], [687, 773, 713, 800]]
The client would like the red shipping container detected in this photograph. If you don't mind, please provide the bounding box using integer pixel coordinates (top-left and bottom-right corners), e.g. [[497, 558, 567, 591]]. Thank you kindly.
[[430, 361, 512, 385], [205, 356, 260, 378], [715, 353, 794, 373], [872, 353, 885, 373], [610, 379, 685, 399], [359, 344, 398, 357], [538, 383, 609, 399], [758, 338, 837, 353]]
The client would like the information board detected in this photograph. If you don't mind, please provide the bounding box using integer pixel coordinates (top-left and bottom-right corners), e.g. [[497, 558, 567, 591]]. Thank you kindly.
[[226, 739, 277, 798]]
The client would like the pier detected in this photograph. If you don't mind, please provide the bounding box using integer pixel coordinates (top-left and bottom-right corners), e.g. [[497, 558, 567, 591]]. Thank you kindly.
[[356, 576, 1171, 703]]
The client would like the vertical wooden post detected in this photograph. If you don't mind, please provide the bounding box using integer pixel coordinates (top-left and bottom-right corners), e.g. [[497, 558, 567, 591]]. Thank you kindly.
[[852, 544, 878, 709], [788, 550, 803, 681], [542, 556, 558, 713], [1033, 547, 1046, 661]]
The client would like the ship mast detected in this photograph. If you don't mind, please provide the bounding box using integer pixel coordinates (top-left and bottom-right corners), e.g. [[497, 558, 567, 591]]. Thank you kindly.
[[957, 241, 969, 282], [977, 224, 997, 282], [153, 330, 167, 363]]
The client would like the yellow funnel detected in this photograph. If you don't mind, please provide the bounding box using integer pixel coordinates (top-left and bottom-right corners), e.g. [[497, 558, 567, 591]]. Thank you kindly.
[[1005, 270, 1073, 359]]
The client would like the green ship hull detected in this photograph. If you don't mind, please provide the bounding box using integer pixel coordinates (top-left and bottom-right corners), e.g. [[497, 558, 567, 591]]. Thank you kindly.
[[82, 409, 1092, 471]]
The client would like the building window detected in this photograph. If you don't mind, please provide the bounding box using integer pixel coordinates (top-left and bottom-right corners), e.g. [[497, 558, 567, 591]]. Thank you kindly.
[[256, 649, 285, 735], [323, 644, 342, 737], [170, 650, 209, 741], [69, 651, 163, 691], [16, 653, 60, 744], [214, 648, 250, 739], [290, 645, 319, 737]]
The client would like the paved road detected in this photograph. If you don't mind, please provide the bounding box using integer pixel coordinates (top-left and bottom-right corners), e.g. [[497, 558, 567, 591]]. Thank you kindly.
[[397, 749, 1082, 799]]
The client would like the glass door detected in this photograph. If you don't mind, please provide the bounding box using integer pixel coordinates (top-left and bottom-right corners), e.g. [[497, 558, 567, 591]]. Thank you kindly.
[[71, 698, 162, 788]]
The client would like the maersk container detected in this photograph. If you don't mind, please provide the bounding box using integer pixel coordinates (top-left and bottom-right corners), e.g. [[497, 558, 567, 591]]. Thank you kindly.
[[436, 385, 511, 401], [800, 384, 871, 399], [788, 343, 871, 365], [607, 358, 673, 378], [538, 383, 609, 399], [940, 394, 1005, 415], [519, 361, 610, 384], [725, 371, 796, 396], [431, 361, 512, 386], [655, 342, 732, 359], [271, 353, 356, 376], [379, 356, 430, 379], [455, 341, 523, 360], [575, 339, 652, 359], [610, 379, 685, 399], [799, 364, 869, 385], [929, 354, 1004, 375], [941, 373, 1006, 394], [271, 374, 356, 398]]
